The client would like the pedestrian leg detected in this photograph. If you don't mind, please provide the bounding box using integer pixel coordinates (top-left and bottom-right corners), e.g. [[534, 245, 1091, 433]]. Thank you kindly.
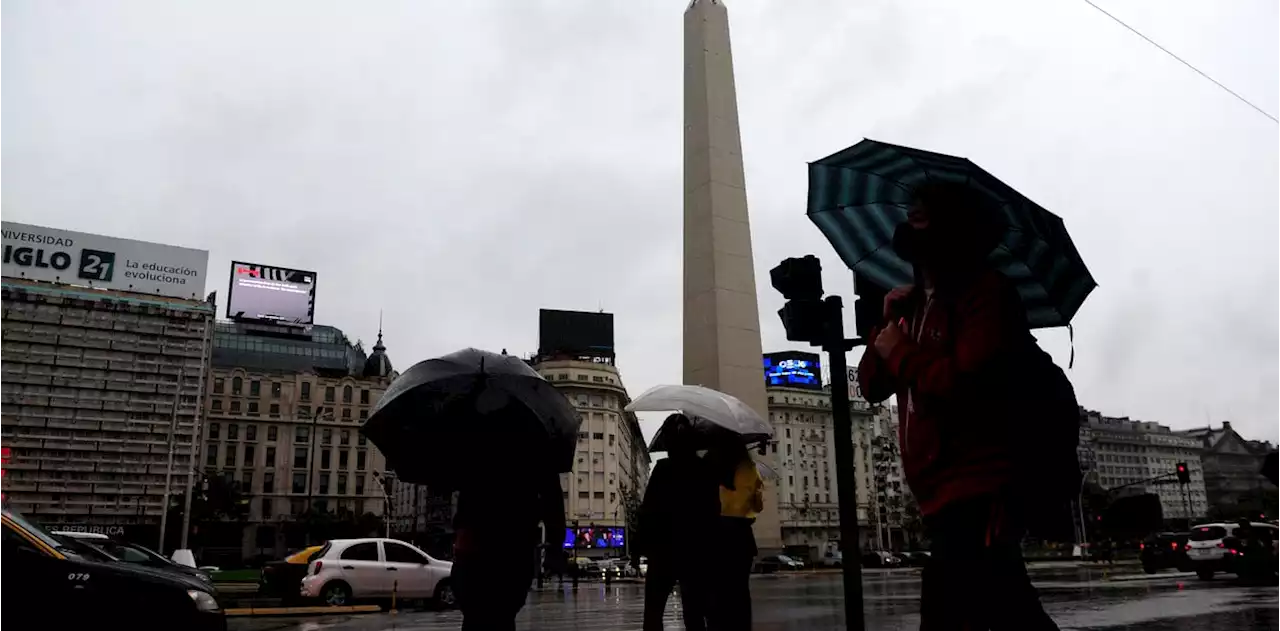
[[644, 562, 678, 631], [985, 540, 1058, 631], [677, 565, 710, 631]]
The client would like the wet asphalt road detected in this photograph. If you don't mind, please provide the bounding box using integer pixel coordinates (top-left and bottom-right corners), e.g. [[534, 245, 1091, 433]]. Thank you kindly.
[[228, 566, 1277, 630]]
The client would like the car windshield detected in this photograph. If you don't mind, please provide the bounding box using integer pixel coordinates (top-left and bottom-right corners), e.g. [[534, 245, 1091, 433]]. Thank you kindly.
[[51, 534, 120, 563], [1189, 526, 1227, 541], [776, 555, 795, 562], [2, 509, 69, 552]]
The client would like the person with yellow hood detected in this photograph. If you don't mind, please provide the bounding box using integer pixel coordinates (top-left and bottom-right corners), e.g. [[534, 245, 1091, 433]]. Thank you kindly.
[[706, 439, 764, 630]]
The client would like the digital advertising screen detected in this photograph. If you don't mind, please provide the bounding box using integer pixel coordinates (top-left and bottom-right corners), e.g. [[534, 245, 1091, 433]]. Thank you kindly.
[[539, 309, 614, 357], [562, 526, 626, 549], [226, 261, 317, 326], [763, 351, 823, 390]]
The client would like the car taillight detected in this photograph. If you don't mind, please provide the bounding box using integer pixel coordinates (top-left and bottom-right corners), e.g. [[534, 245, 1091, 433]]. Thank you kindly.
[[1139, 543, 1145, 550], [1184, 543, 1191, 551], [1170, 542, 1178, 550], [1217, 542, 1225, 548], [313, 561, 323, 574]]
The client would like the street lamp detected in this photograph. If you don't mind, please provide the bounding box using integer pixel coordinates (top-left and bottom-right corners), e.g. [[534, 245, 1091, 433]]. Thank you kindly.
[[372, 470, 395, 538]]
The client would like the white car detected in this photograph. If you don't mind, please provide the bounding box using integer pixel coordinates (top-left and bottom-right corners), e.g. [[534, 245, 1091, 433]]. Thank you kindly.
[[300, 538, 454, 607], [1186, 521, 1278, 580]]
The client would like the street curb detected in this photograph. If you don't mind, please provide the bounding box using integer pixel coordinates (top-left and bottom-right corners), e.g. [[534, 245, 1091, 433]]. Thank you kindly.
[[1103, 571, 1196, 582], [224, 605, 382, 617]]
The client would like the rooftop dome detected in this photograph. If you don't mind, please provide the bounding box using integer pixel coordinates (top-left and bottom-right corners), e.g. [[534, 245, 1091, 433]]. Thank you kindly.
[[362, 326, 394, 379]]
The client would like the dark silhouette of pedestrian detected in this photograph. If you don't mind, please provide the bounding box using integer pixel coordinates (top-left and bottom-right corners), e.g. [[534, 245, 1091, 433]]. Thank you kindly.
[[452, 445, 566, 631], [706, 439, 764, 631], [636, 414, 719, 631], [859, 181, 1075, 630]]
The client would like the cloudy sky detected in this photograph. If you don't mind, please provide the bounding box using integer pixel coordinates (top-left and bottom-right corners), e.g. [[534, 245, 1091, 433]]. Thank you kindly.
[[4, 0, 1276, 442]]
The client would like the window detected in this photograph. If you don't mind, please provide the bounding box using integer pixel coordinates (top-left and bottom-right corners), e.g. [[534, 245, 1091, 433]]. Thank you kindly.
[[301, 382, 312, 402], [579, 491, 589, 499], [249, 380, 261, 397], [610, 492, 616, 502], [321, 450, 331, 470], [231, 400, 241, 414], [245, 445, 256, 466], [339, 450, 349, 469], [232, 377, 242, 395], [593, 491, 604, 499], [211, 400, 223, 412], [322, 428, 332, 445], [228, 424, 239, 440], [355, 475, 365, 495], [359, 410, 368, 421], [592, 432, 604, 440], [325, 387, 335, 403], [294, 448, 307, 468], [319, 473, 330, 494], [343, 386, 353, 404], [298, 405, 310, 419], [261, 498, 272, 518], [787, 444, 792, 456], [342, 408, 351, 421], [337, 474, 348, 494], [209, 423, 220, 439], [224, 447, 236, 467], [246, 425, 257, 441], [608, 434, 615, 446], [296, 427, 309, 443], [341, 431, 350, 446], [248, 402, 259, 416], [206, 444, 218, 466], [356, 451, 367, 471], [786, 428, 791, 438], [269, 403, 279, 417], [267, 426, 278, 441], [358, 434, 367, 447], [265, 446, 276, 467], [214, 378, 225, 394], [342, 542, 379, 561], [788, 476, 794, 486], [271, 382, 281, 398], [771, 442, 777, 454], [360, 389, 370, 405], [385, 541, 428, 564], [263, 472, 274, 493], [292, 473, 306, 493]]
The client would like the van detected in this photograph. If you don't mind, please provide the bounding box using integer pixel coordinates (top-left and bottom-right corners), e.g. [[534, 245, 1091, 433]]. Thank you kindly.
[[2, 509, 226, 631]]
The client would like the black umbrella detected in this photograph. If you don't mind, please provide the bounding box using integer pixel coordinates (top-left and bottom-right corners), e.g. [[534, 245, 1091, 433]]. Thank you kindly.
[[360, 348, 581, 488], [1259, 453, 1280, 486]]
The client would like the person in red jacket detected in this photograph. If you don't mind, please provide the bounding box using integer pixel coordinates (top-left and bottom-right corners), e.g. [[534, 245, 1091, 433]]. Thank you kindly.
[[858, 181, 1059, 631]]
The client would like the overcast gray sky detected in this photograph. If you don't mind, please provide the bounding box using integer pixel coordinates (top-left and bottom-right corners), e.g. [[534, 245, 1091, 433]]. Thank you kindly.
[[4, 0, 1276, 442]]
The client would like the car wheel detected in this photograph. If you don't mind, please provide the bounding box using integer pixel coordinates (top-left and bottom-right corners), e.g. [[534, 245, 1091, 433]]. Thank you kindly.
[[434, 580, 457, 608], [1142, 564, 1156, 575], [322, 581, 353, 606], [1196, 570, 1214, 581]]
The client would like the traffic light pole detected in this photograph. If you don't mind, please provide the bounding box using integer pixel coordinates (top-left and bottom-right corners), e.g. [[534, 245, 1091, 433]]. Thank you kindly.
[[822, 295, 867, 631]]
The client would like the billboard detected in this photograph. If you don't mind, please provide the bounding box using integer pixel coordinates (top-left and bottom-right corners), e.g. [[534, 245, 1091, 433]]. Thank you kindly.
[[763, 351, 823, 390], [226, 261, 317, 325], [562, 526, 626, 549], [1, 221, 208, 300], [539, 309, 614, 358]]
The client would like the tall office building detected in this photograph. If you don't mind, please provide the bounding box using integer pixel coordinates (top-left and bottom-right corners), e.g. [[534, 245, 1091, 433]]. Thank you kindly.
[[1, 222, 212, 545], [1080, 409, 1209, 521], [683, 0, 780, 553], [200, 322, 395, 560]]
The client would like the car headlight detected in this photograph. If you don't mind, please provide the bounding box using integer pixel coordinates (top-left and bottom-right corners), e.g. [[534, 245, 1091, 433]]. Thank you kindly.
[[187, 590, 222, 612]]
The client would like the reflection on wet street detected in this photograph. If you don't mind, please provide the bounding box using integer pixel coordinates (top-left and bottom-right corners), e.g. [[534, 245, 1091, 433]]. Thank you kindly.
[[229, 567, 1277, 630]]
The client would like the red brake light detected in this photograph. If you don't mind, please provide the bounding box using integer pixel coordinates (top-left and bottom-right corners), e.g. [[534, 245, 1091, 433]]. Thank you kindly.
[[1170, 542, 1177, 550], [1139, 543, 1145, 550], [1216, 542, 1225, 548], [314, 560, 323, 574], [1184, 543, 1191, 551]]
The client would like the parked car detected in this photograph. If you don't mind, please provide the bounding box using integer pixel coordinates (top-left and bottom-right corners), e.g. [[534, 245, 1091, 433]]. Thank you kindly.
[[260, 545, 324, 601], [300, 538, 454, 607], [861, 551, 902, 568], [5, 509, 226, 631], [1186, 522, 1278, 580], [53, 531, 216, 588], [899, 551, 931, 567], [753, 554, 804, 573], [1140, 532, 1189, 574], [820, 551, 844, 568]]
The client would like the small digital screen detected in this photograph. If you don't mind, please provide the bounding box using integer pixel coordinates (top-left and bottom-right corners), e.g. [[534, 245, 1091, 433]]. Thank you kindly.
[[227, 261, 317, 326], [763, 352, 822, 390], [563, 526, 626, 549]]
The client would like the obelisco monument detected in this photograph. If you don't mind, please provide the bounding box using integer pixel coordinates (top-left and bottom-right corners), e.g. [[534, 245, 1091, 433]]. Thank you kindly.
[[683, 0, 781, 552]]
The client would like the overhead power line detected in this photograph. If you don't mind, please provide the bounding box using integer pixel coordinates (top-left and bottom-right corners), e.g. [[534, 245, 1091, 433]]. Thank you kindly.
[[1082, 0, 1278, 124]]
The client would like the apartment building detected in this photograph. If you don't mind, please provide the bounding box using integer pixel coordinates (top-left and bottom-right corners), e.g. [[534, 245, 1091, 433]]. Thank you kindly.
[[1080, 409, 1209, 520]]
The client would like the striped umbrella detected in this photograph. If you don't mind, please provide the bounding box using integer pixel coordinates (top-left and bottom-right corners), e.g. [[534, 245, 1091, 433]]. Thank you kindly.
[[808, 139, 1096, 329]]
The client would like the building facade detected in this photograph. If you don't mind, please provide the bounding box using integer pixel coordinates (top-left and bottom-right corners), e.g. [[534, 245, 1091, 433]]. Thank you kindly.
[[1179, 422, 1277, 520], [1, 278, 213, 544], [534, 356, 650, 558], [200, 322, 394, 559], [1080, 410, 1209, 520], [766, 384, 880, 556]]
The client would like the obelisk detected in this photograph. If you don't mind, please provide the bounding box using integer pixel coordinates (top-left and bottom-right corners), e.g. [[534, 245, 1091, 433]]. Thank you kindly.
[[683, 0, 781, 553]]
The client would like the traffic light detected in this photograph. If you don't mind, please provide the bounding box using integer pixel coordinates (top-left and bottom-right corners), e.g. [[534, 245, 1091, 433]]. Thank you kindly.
[[853, 272, 888, 338], [1176, 462, 1190, 484], [770, 255, 826, 344]]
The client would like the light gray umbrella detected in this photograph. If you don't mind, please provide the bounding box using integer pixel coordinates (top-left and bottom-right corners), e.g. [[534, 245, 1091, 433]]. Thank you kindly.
[[627, 384, 772, 451]]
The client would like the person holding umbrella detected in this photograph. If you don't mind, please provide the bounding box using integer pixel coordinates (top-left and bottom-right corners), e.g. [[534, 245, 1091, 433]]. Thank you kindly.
[[636, 413, 719, 631], [856, 180, 1074, 630], [706, 436, 764, 631], [360, 348, 579, 631]]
